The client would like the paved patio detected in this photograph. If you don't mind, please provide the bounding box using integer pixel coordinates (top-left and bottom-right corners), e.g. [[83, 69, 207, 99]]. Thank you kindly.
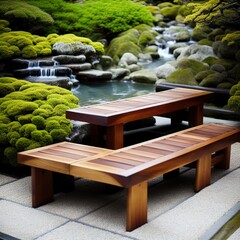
[[0, 117, 240, 240]]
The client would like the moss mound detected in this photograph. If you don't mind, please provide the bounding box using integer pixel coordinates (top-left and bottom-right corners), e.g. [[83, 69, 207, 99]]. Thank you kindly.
[[0, 77, 79, 167]]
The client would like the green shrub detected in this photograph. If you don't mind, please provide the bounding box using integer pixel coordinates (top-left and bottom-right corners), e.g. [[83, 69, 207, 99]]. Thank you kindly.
[[0, 0, 54, 34], [26, 0, 154, 40]]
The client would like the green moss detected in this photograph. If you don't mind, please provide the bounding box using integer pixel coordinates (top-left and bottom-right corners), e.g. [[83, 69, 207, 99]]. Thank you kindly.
[[0, 83, 15, 97], [15, 137, 31, 151], [7, 131, 20, 146], [0, 115, 10, 124], [177, 58, 209, 74], [199, 72, 223, 87], [7, 121, 21, 132], [217, 82, 233, 89], [50, 129, 68, 142], [17, 114, 33, 125], [4, 147, 18, 167], [5, 100, 38, 117], [53, 104, 69, 116], [159, 5, 180, 20], [228, 96, 240, 112], [21, 45, 37, 58], [31, 116, 45, 129], [45, 120, 60, 132], [198, 39, 213, 46], [31, 130, 52, 146], [166, 69, 198, 85], [138, 30, 157, 48], [19, 123, 37, 138], [195, 70, 216, 82], [0, 77, 18, 83]]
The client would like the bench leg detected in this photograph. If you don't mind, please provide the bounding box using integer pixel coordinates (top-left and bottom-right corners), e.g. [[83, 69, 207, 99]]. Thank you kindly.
[[32, 167, 54, 208], [126, 181, 148, 231], [195, 154, 211, 192], [214, 146, 231, 170]]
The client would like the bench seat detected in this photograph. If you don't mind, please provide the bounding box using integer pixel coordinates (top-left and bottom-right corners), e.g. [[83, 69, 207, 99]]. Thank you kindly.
[[18, 123, 240, 231]]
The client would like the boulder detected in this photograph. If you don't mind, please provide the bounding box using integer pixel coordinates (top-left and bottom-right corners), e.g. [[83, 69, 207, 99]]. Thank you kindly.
[[63, 63, 92, 74], [176, 44, 217, 61], [118, 53, 138, 67], [100, 55, 114, 70], [166, 68, 198, 85], [75, 69, 112, 82], [109, 68, 130, 80], [156, 63, 176, 79], [129, 69, 158, 84], [52, 42, 96, 58], [52, 55, 86, 64]]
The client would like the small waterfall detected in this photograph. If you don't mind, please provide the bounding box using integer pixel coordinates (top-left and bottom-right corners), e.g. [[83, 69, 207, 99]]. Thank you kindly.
[[28, 61, 40, 68], [41, 68, 56, 77]]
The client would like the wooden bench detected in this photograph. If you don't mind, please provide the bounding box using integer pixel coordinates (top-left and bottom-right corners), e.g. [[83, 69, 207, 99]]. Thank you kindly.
[[18, 123, 240, 231]]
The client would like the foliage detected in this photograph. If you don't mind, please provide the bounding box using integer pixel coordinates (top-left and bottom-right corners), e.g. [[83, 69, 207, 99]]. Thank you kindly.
[[184, 0, 240, 28], [0, 0, 54, 34], [0, 77, 79, 167], [25, 0, 154, 40]]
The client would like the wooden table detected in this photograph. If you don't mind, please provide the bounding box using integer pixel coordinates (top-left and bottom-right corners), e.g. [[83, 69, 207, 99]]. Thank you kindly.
[[66, 88, 212, 149]]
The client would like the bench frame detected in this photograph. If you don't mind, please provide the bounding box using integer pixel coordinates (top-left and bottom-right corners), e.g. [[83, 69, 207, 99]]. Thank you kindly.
[[18, 124, 240, 231]]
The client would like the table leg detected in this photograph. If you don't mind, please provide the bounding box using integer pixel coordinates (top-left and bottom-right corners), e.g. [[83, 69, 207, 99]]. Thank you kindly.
[[188, 103, 204, 127], [106, 124, 124, 149], [90, 124, 105, 147], [126, 181, 148, 231], [32, 167, 54, 208]]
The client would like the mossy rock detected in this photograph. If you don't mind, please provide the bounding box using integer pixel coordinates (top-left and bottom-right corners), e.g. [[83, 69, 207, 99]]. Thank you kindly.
[[106, 29, 142, 63], [166, 68, 198, 85], [159, 5, 180, 20], [227, 95, 240, 112], [157, 2, 174, 9], [203, 57, 236, 70], [212, 41, 239, 59], [228, 64, 240, 82], [217, 82, 233, 89], [198, 39, 213, 47], [138, 30, 158, 48], [192, 29, 208, 41], [177, 58, 209, 74], [208, 28, 225, 41], [199, 72, 226, 88], [195, 70, 216, 82]]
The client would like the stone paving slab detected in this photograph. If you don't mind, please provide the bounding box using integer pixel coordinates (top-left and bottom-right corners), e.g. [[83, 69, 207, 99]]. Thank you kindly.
[[0, 175, 16, 186], [0, 200, 68, 240], [126, 168, 240, 240], [37, 222, 133, 240]]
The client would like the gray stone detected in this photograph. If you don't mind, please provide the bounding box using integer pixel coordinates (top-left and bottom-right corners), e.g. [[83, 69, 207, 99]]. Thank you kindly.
[[156, 63, 176, 79], [53, 55, 86, 64], [176, 44, 217, 61], [25, 76, 73, 90], [169, 42, 188, 54], [109, 68, 130, 80], [63, 63, 92, 72], [129, 69, 158, 84], [118, 53, 138, 67], [52, 42, 96, 57], [76, 69, 112, 81], [100, 55, 114, 70]]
